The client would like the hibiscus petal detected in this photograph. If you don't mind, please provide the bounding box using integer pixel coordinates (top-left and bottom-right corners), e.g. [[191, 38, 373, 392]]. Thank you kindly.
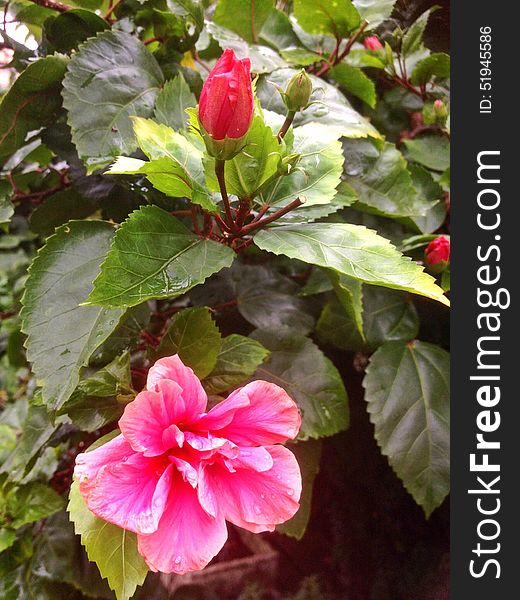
[[74, 434, 134, 496], [85, 456, 173, 535], [213, 381, 301, 446], [138, 472, 228, 574], [193, 389, 250, 431], [119, 379, 188, 456], [146, 355, 207, 416], [224, 446, 274, 473], [198, 445, 301, 531]]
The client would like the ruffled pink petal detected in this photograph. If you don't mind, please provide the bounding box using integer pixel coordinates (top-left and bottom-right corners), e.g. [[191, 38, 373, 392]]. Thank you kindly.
[[224, 446, 273, 473], [193, 389, 250, 431], [198, 445, 301, 532], [147, 355, 207, 416], [119, 379, 187, 456], [138, 472, 228, 574], [212, 381, 301, 446], [74, 434, 134, 496], [84, 456, 173, 535]]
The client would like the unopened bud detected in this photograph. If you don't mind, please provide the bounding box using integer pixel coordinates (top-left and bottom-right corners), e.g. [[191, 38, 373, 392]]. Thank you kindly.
[[284, 70, 313, 113], [425, 236, 450, 271], [364, 36, 383, 51]]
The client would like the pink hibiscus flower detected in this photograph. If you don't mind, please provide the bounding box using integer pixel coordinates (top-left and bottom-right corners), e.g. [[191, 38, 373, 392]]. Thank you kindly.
[[74, 355, 302, 574]]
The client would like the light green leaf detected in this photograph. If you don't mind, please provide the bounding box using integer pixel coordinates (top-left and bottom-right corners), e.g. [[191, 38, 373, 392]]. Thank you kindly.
[[68, 480, 148, 600], [251, 328, 349, 439], [294, 0, 361, 38], [214, 0, 274, 44], [403, 164, 445, 234], [131, 117, 216, 212], [411, 52, 450, 86], [363, 340, 450, 516], [205, 115, 281, 198], [154, 73, 197, 131], [6, 483, 64, 529], [403, 135, 450, 172], [402, 8, 433, 57], [203, 334, 270, 394], [0, 56, 68, 165], [253, 223, 449, 306], [21, 221, 124, 411], [151, 307, 222, 378], [345, 141, 434, 217], [0, 529, 16, 553], [86, 206, 235, 308], [277, 439, 322, 539], [259, 8, 303, 50], [62, 31, 164, 169], [353, 0, 397, 27], [330, 63, 376, 108], [259, 123, 344, 208], [0, 196, 14, 232]]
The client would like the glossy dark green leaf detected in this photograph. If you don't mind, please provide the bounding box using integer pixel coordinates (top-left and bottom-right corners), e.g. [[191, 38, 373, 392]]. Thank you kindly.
[[21, 221, 124, 410], [353, 0, 397, 27], [259, 8, 305, 50], [203, 334, 270, 394], [0, 56, 68, 165], [6, 483, 64, 528], [411, 52, 450, 86], [254, 223, 449, 306], [402, 8, 434, 57], [403, 135, 450, 172], [62, 31, 164, 170], [43, 9, 108, 52], [363, 340, 450, 516], [151, 307, 221, 378], [403, 164, 445, 234], [214, 0, 274, 44], [86, 206, 235, 308], [277, 439, 322, 539], [251, 328, 349, 439]]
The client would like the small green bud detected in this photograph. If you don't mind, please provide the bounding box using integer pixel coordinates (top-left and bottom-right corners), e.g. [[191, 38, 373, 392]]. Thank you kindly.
[[277, 153, 301, 176], [284, 70, 313, 112]]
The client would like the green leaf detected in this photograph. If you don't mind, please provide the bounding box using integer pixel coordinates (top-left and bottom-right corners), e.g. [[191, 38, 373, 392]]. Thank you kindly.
[[332, 272, 364, 339], [0, 529, 16, 553], [403, 135, 450, 172], [151, 307, 221, 379], [62, 31, 164, 170], [203, 334, 270, 394], [402, 8, 434, 57], [121, 117, 216, 212], [0, 197, 14, 233], [277, 439, 321, 539], [411, 52, 450, 86], [353, 0, 397, 28], [294, 0, 361, 38], [28, 188, 97, 237], [330, 63, 376, 108], [233, 264, 315, 334], [257, 69, 381, 138], [253, 223, 449, 306], [259, 8, 304, 50], [259, 123, 344, 208], [60, 353, 132, 431], [68, 480, 148, 600], [363, 340, 450, 516], [0, 424, 17, 463], [0, 56, 68, 165], [251, 328, 349, 439], [344, 141, 434, 217], [6, 483, 64, 529], [154, 73, 197, 131], [403, 164, 445, 234], [205, 115, 281, 198], [86, 205, 235, 308], [43, 9, 108, 53], [317, 297, 364, 350], [214, 0, 274, 44], [21, 221, 124, 411]]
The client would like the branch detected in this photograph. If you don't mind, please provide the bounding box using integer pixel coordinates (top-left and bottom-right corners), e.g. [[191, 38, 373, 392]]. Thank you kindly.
[[237, 197, 304, 236], [26, 0, 72, 13], [315, 20, 369, 77], [215, 160, 235, 229]]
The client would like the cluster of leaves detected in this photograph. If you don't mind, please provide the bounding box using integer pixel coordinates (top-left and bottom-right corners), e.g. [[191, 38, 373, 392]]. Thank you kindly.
[[1, 0, 450, 598]]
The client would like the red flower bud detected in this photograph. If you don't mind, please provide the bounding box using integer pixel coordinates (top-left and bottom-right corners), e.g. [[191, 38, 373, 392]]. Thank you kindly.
[[425, 236, 450, 268], [364, 36, 383, 51], [433, 99, 444, 111], [198, 49, 254, 142]]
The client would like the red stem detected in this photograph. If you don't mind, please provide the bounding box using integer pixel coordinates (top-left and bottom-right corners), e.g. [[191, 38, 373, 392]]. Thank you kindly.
[[315, 20, 369, 77]]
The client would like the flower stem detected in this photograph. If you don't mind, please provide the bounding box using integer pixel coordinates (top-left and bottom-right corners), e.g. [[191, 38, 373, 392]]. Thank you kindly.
[[277, 111, 296, 142], [215, 159, 235, 229], [315, 19, 369, 77], [238, 197, 303, 236]]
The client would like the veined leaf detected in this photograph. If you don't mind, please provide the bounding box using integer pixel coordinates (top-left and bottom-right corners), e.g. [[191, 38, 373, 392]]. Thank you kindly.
[[68, 481, 148, 600], [363, 341, 450, 516], [330, 63, 376, 108], [353, 0, 397, 28], [21, 221, 124, 411], [253, 223, 449, 306], [86, 206, 235, 308], [214, 0, 274, 44], [154, 73, 197, 131], [294, 0, 361, 38]]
